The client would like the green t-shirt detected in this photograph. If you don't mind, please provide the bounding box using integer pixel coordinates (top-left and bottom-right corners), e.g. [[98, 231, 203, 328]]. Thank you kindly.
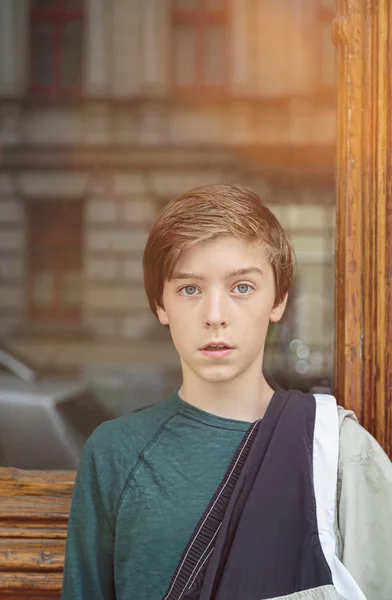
[[62, 392, 252, 600]]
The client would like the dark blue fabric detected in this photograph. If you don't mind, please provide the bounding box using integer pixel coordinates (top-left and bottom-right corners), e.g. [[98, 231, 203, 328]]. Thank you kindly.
[[183, 390, 333, 600], [162, 417, 260, 600]]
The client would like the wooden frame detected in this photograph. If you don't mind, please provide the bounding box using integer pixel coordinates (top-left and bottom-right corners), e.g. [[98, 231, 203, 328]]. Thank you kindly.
[[334, 0, 392, 456]]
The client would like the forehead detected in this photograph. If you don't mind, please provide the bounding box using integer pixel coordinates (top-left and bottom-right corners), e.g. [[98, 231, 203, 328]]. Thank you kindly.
[[173, 236, 270, 274]]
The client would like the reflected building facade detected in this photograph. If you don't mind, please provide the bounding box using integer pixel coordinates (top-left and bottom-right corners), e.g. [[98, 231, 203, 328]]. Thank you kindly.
[[0, 0, 336, 402]]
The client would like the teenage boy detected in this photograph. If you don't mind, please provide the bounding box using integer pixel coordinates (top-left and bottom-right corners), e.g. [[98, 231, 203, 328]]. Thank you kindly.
[[62, 184, 392, 600]]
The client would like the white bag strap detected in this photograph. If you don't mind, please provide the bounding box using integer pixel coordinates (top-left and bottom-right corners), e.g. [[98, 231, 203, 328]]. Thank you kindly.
[[313, 394, 366, 600]]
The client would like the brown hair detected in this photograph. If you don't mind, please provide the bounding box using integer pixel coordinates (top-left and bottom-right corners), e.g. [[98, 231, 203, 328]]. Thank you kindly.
[[143, 183, 295, 316]]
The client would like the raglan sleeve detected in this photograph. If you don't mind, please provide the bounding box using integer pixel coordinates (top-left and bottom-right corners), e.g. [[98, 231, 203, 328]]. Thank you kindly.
[[337, 415, 392, 600], [61, 430, 116, 600]]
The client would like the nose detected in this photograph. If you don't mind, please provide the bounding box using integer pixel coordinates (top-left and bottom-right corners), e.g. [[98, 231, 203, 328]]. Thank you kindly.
[[203, 291, 228, 329]]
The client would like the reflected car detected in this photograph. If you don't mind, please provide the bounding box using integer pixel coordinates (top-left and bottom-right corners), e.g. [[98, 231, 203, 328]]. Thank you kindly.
[[0, 345, 114, 470]]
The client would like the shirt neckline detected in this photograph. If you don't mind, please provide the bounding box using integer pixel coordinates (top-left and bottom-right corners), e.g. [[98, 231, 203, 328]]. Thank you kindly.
[[169, 390, 255, 432]]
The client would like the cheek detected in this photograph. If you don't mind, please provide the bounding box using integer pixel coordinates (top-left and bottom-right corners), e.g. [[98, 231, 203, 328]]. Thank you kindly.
[[244, 297, 274, 322], [166, 306, 192, 336]]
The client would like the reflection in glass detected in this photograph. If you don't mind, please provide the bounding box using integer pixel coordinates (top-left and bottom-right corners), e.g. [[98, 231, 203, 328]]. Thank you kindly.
[[66, 0, 84, 9], [59, 20, 83, 87], [0, 1, 338, 471], [264, 203, 335, 392], [30, 23, 53, 86], [57, 391, 114, 454], [320, 21, 336, 86], [205, 25, 226, 86], [173, 0, 197, 8], [32, 272, 54, 307], [62, 272, 82, 307], [205, 0, 226, 9], [319, 0, 335, 10], [31, 0, 62, 8], [173, 24, 197, 86]]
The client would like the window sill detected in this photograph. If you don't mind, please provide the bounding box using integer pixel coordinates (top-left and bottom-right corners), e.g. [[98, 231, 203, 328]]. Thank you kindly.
[[10, 321, 95, 342]]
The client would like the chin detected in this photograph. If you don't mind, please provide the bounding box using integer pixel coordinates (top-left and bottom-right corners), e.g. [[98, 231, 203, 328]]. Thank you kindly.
[[198, 367, 238, 384]]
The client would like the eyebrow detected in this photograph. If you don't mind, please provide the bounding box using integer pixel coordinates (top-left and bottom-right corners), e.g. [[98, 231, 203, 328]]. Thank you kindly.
[[170, 267, 264, 281]]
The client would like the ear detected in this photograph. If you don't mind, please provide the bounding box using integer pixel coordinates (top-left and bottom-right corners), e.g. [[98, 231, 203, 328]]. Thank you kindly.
[[270, 293, 288, 323], [156, 304, 169, 326]]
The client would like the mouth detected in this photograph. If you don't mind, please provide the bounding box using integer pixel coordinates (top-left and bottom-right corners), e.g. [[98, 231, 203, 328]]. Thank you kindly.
[[200, 342, 233, 350], [200, 342, 234, 358]]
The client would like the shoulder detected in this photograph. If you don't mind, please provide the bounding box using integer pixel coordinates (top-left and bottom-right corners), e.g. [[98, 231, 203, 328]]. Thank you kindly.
[[308, 393, 388, 465], [337, 405, 390, 468], [74, 397, 178, 522], [337, 406, 392, 505], [308, 393, 390, 469], [85, 397, 177, 460], [315, 400, 392, 509]]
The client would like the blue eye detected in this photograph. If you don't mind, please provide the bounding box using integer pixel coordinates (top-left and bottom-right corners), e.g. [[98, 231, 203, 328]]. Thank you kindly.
[[235, 284, 253, 295], [180, 286, 200, 296]]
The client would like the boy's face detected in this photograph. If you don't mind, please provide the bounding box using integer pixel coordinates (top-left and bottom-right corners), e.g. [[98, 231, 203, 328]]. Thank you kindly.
[[157, 236, 287, 386]]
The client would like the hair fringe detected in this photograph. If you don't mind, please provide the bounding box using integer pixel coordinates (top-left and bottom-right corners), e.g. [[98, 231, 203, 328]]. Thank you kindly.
[[143, 183, 296, 317]]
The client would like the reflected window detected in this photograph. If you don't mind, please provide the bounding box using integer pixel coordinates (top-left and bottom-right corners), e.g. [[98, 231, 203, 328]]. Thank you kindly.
[[264, 198, 335, 393], [26, 200, 84, 323], [29, 0, 84, 95], [317, 0, 336, 92], [171, 0, 229, 95], [57, 390, 114, 453]]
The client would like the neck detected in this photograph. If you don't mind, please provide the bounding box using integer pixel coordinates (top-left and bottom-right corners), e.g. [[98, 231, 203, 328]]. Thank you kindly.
[[178, 361, 274, 423]]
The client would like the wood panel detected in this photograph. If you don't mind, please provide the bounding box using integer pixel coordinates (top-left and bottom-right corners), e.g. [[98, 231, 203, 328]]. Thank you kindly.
[[0, 468, 75, 600], [334, 0, 392, 456]]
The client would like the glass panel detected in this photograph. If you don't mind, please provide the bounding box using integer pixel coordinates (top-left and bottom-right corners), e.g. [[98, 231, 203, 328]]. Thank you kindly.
[[62, 271, 82, 307], [57, 391, 114, 452], [66, 0, 84, 9], [32, 272, 54, 307], [55, 202, 83, 236], [0, 346, 37, 380], [319, 0, 335, 11], [28, 202, 82, 249], [204, 0, 226, 9], [59, 19, 83, 87], [62, 248, 82, 270], [264, 204, 335, 392], [3, 3, 338, 472], [27, 201, 83, 313], [204, 25, 225, 86], [30, 22, 53, 86], [29, 203, 52, 234], [31, 0, 64, 8], [30, 250, 52, 271], [320, 21, 336, 86], [173, 0, 197, 8], [173, 24, 197, 86]]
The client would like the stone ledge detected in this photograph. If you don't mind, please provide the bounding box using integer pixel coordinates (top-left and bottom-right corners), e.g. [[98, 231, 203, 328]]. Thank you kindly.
[[11, 322, 94, 342], [6, 338, 180, 369]]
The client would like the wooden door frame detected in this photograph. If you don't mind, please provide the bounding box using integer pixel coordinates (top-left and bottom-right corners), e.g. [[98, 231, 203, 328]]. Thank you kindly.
[[334, 0, 392, 456]]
